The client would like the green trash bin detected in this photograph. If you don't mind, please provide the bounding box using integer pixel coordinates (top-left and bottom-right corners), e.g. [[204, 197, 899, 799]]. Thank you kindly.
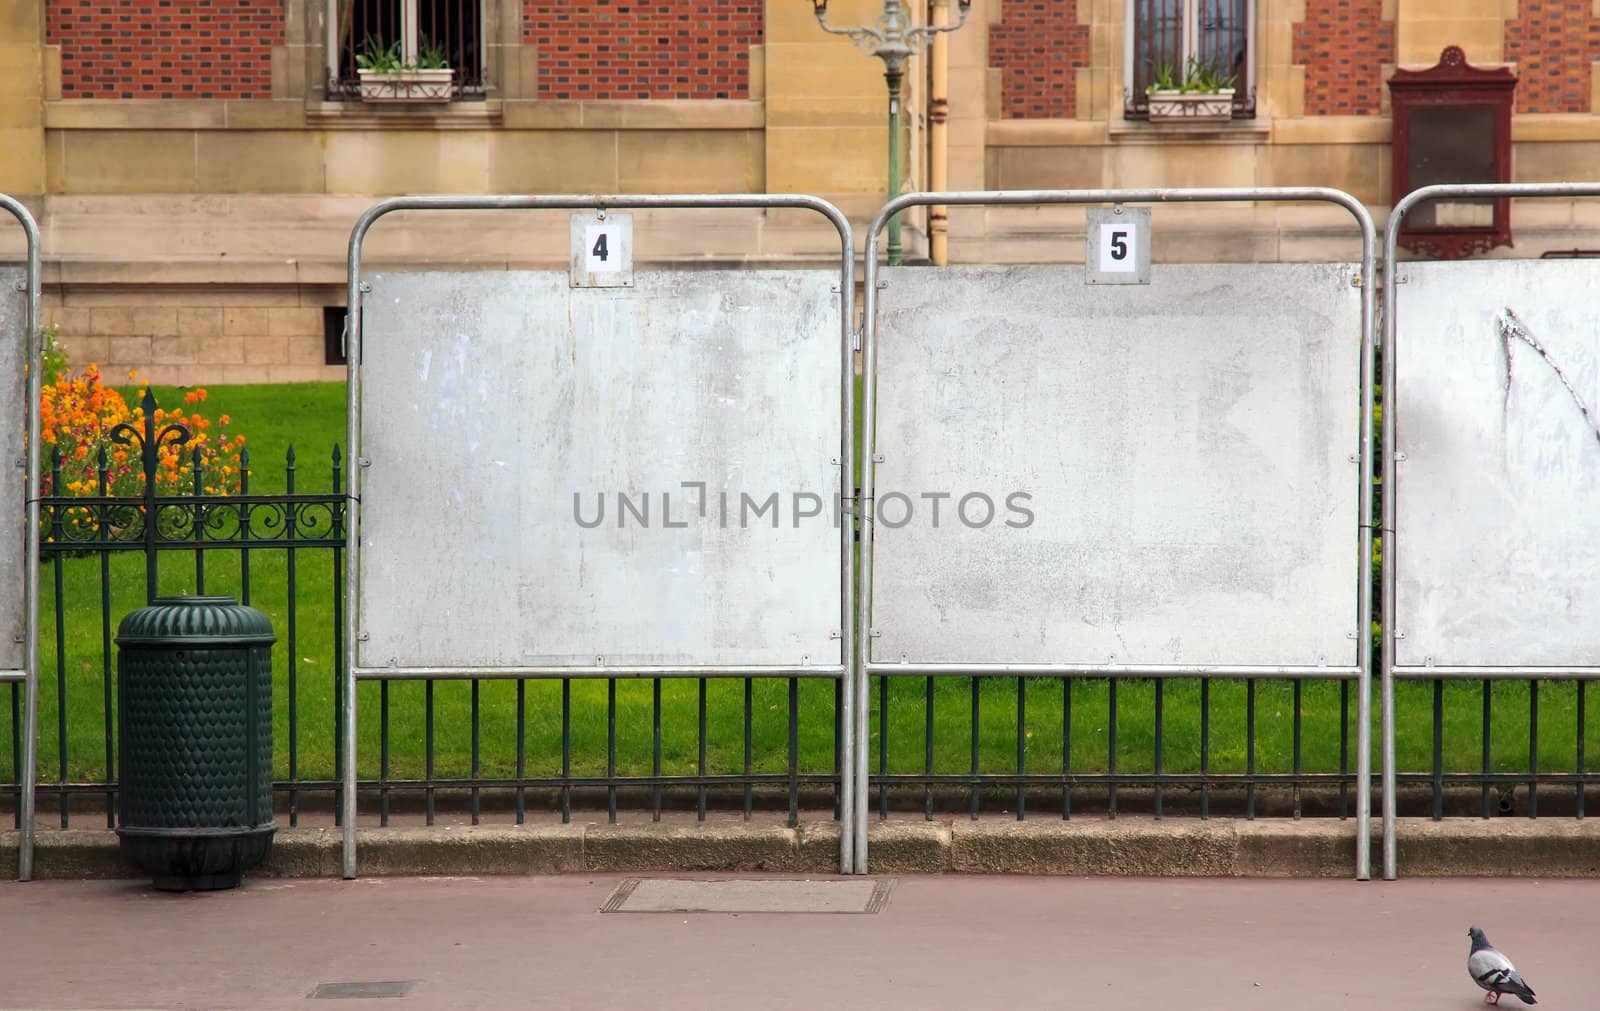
[[115, 595, 276, 891]]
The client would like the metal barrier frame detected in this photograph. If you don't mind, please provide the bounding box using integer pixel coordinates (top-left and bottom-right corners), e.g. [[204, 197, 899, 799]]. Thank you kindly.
[[342, 195, 858, 878], [1379, 181, 1600, 880], [859, 187, 1379, 879], [1, 194, 40, 881]]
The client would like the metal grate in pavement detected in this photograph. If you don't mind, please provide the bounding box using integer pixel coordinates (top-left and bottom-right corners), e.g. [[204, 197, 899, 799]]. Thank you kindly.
[[310, 980, 418, 999], [601, 877, 895, 914]]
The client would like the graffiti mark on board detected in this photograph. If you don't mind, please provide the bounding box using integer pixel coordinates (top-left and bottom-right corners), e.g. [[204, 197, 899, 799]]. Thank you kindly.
[[1495, 307, 1600, 448]]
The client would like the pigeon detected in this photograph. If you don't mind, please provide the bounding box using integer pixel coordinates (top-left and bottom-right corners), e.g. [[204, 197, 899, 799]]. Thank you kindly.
[[1468, 926, 1537, 1005]]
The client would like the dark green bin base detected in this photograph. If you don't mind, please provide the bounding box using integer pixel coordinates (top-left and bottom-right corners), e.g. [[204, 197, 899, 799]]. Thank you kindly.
[[117, 826, 276, 892], [153, 871, 242, 892]]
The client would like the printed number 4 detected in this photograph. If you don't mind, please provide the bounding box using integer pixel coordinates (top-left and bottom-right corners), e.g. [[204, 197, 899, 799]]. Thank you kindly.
[[591, 232, 609, 262], [1110, 230, 1128, 261]]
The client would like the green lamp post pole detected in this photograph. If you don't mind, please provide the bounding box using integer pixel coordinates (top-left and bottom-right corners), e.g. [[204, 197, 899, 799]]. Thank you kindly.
[[810, 0, 972, 266], [883, 58, 904, 263]]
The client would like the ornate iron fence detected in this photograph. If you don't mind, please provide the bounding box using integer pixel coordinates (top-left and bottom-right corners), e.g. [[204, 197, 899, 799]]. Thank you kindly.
[[4, 390, 1593, 846], [10, 389, 841, 830], [23, 390, 344, 829]]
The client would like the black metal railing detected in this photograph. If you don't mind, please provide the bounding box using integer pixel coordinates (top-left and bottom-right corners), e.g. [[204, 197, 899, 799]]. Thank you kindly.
[[360, 676, 842, 829], [21, 390, 344, 830], [5, 391, 1594, 832], [1125, 0, 1256, 120], [327, 0, 486, 101], [867, 675, 1356, 821], [1393, 678, 1597, 819], [5, 390, 840, 830], [863, 676, 1599, 822]]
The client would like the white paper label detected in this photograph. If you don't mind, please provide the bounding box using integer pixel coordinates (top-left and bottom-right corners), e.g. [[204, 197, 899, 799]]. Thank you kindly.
[[585, 223, 623, 273], [1098, 222, 1137, 273]]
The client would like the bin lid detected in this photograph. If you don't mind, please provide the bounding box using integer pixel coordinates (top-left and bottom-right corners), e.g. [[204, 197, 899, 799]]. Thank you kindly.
[[115, 595, 277, 647]]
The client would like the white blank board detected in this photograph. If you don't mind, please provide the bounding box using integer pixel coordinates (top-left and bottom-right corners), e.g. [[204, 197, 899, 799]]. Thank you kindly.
[[0, 268, 23, 673], [1395, 259, 1600, 668], [870, 263, 1362, 668], [358, 270, 843, 669]]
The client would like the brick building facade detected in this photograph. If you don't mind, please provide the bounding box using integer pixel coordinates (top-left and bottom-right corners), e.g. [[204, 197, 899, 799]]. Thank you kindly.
[[523, 2, 763, 99], [1, 0, 1598, 382], [47, 0, 285, 99]]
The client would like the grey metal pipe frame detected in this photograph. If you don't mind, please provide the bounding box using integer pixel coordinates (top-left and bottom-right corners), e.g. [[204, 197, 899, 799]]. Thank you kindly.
[[859, 187, 1379, 880], [866, 664, 1360, 679], [1391, 667, 1600, 681], [343, 194, 858, 879], [354, 666, 847, 680], [0, 194, 41, 881], [1379, 181, 1600, 882]]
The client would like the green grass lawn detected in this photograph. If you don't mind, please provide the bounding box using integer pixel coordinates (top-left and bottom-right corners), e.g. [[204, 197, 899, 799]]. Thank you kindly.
[[6, 380, 1597, 795], [122, 381, 349, 494], [22, 381, 351, 793]]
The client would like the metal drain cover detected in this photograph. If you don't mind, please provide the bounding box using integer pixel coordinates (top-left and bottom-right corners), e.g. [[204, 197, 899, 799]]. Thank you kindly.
[[310, 980, 417, 999], [601, 877, 895, 914]]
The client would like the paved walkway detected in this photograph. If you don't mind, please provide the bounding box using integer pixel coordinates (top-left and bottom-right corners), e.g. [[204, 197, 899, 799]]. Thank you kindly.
[[2, 875, 1593, 1009]]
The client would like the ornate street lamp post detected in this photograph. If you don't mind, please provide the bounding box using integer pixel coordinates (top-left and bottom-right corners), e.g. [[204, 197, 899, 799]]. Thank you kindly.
[[810, 0, 972, 265]]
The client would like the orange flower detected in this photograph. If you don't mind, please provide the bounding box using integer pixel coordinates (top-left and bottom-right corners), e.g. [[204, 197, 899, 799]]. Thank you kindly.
[[38, 351, 246, 522]]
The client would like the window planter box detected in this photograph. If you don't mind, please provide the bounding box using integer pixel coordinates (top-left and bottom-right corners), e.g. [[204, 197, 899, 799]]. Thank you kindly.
[[356, 68, 454, 104], [1146, 89, 1236, 123]]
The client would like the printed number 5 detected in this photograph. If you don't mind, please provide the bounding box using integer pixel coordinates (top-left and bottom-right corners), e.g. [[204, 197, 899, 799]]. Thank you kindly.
[[1109, 230, 1128, 261], [591, 232, 609, 262]]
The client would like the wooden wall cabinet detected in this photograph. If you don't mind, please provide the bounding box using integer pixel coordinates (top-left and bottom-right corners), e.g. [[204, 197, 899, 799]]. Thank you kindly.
[[1388, 46, 1517, 259]]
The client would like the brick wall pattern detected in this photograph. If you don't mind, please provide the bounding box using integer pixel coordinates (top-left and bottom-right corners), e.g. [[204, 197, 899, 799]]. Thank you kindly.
[[46, 0, 283, 99], [523, 2, 761, 99], [1506, 0, 1600, 113], [1292, 0, 1395, 115], [988, 0, 1091, 119]]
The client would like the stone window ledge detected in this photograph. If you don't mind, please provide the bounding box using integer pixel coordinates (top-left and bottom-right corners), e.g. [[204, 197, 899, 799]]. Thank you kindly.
[[43, 98, 764, 133], [44, 100, 310, 131], [985, 117, 1273, 148], [305, 101, 504, 130], [1108, 118, 1274, 145]]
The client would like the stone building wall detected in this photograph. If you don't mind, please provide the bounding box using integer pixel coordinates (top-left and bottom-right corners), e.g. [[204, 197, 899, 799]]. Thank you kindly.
[[3, 1, 1600, 384]]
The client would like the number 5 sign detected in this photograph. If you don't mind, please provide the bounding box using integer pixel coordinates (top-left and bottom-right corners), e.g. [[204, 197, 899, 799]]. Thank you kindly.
[[570, 211, 634, 288], [1084, 206, 1151, 285]]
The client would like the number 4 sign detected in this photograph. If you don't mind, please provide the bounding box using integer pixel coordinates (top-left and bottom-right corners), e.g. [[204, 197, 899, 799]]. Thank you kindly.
[[1084, 206, 1151, 285], [570, 211, 634, 288]]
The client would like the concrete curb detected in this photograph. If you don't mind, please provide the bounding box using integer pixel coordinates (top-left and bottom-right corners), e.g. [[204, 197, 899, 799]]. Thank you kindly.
[[4, 819, 1599, 880]]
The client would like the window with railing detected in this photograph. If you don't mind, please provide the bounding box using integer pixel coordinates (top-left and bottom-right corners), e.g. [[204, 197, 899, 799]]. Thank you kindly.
[[1125, 0, 1255, 120], [328, 0, 485, 102]]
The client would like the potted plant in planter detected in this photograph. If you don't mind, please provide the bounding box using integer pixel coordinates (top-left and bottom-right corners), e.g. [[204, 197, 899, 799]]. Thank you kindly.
[[1145, 59, 1237, 123], [355, 35, 453, 104]]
